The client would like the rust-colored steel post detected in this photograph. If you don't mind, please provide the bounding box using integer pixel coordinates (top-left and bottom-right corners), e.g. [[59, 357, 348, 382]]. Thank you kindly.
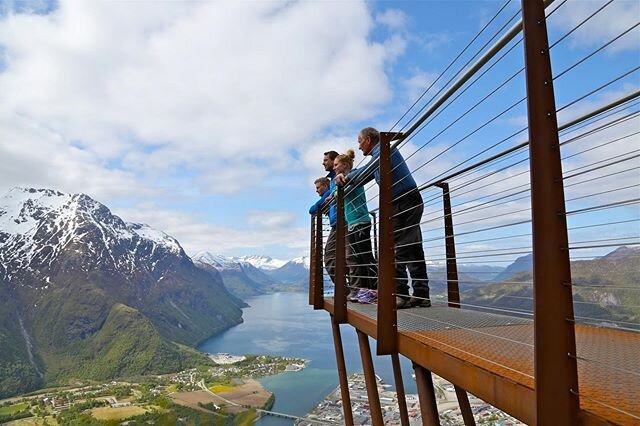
[[435, 182, 461, 307], [331, 316, 354, 426], [334, 186, 348, 323], [356, 330, 384, 425], [309, 215, 316, 306], [413, 363, 441, 426], [454, 387, 476, 426], [435, 182, 475, 425], [521, 0, 579, 423], [377, 132, 399, 355], [391, 353, 410, 426], [313, 211, 324, 310]]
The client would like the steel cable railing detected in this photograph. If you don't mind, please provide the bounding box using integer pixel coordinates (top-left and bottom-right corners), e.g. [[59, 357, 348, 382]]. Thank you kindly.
[[308, 0, 639, 422]]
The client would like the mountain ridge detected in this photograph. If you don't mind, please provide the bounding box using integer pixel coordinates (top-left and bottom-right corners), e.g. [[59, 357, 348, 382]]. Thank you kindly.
[[0, 187, 244, 398], [192, 252, 310, 298], [462, 246, 640, 328]]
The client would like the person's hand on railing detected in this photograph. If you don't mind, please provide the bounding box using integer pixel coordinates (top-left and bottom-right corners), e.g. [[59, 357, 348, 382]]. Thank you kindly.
[[335, 173, 347, 186]]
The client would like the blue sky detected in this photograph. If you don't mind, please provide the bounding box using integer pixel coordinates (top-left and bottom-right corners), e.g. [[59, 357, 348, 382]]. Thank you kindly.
[[0, 0, 638, 260]]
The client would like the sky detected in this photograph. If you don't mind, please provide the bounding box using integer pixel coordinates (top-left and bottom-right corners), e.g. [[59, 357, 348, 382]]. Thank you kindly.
[[0, 0, 638, 261]]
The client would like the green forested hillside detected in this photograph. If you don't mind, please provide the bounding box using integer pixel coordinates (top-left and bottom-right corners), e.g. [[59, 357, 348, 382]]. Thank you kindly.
[[39, 303, 211, 384], [0, 285, 43, 397]]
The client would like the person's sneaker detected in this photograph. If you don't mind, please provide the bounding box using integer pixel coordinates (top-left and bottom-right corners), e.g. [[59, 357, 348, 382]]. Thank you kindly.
[[396, 296, 410, 309], [356, 289, 378, 304], [347, 289, 361, 302], [409, 296, 431, 308]]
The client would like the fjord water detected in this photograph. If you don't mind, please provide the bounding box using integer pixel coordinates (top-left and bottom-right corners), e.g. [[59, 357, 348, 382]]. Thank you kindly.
[[198, 292, 417, 425]]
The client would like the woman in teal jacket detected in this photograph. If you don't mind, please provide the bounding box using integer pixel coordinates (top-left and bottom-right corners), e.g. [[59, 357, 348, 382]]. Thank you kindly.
[[332, 150, 378, 294]]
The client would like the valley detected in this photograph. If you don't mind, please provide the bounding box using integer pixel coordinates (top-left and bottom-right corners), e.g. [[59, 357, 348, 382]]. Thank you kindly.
[[0, 354, 305, 425]]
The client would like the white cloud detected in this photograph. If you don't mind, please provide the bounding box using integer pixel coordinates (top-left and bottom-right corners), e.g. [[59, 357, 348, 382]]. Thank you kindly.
[[299, 134, 363, 178], [550, 0, 640, 52], [0, 0, 409, 256], [0, 0, 405, 197], [402, 69, 439, 105], [375, 9, 408, 30], [114, 204, 308, 257], [0, 114, 154, 200], [413, 32, 452, 54], [246, 210, 297, 228]]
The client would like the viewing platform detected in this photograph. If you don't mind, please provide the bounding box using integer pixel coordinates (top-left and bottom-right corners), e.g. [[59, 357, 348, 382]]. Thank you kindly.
[[322, 299, 640, 424], [308, 1, 640, 424]]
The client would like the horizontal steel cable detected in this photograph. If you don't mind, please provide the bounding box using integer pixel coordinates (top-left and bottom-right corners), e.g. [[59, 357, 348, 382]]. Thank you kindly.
[[565, 198, 640, 216], [388, 0, 515, 136], [557, 65, 640, 114], [423, 232, 533, 250], [399, 309, 534, 348], [392, 0, 608, 182], [568, 241, 640, 251], [569, 389, 640, 420], [554, 22, 640, 83], [390, 2, 624, 193]]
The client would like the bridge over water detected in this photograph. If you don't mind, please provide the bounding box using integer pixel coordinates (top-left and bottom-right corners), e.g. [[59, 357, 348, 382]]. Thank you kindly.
[[198, 380, 336, 425]]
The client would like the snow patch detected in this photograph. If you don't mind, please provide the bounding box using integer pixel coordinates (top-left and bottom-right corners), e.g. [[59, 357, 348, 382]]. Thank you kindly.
[[129, 223, 181, 254], [192, 251, 240, 270], [235, 255, 287, 270], [289, 256, 310, 269]]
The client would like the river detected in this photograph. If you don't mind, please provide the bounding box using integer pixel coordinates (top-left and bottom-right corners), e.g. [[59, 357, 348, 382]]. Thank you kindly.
[[198, 292, 417, 425]]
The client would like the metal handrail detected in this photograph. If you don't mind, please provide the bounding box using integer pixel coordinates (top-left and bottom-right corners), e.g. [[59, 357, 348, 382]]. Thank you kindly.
[[416, 90, 640, 192], [342, 0, 557, 194]]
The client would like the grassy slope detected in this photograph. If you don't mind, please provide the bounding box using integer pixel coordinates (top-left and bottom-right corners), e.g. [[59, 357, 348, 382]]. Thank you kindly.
[[0, 277, 214, 397], [40, 302, 212, 383]]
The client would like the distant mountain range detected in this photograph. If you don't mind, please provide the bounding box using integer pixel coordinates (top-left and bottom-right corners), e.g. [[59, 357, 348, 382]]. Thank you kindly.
[[461, 247, 640, 328], [235, 255, 287, 271], [491, 254, 532, 282], [192, 252, 309, 298], [0, 188, 244, 398]]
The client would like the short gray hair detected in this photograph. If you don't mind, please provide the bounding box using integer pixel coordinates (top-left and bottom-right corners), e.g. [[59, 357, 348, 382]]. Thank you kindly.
[[360, 127, 380, 145]]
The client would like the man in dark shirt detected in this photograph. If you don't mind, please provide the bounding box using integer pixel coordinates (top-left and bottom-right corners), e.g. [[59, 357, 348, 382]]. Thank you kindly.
[[311, 151, 338, 284], [336, 128, 430, 309]]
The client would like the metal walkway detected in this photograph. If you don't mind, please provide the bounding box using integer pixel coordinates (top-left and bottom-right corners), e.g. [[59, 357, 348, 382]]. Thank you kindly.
[[324, 299, 640, 425]]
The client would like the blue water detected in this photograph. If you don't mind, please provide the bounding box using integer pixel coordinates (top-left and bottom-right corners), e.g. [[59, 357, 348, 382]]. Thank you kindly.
[[198, 292, 417, 425]]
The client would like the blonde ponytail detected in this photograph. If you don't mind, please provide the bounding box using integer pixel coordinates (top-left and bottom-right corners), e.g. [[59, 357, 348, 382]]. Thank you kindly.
[[346, 149, 355, 160], [335, 150, 356, 169]]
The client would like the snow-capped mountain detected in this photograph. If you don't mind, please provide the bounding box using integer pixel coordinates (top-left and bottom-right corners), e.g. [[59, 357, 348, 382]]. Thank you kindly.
[[192, 251, 242, 271], [289, 256, 310, 268], [235, 255, 287, 270], [192, 251, 276, 299], [0, 188, 184, 284], [192, 252, 310, 296], [267, 256, 310, 284], [0, 188, 243, 398]]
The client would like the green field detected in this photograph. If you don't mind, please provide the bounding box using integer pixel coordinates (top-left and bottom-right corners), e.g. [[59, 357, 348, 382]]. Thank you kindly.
[[209, 384, 237, 393], [0, 403, 28, 415]]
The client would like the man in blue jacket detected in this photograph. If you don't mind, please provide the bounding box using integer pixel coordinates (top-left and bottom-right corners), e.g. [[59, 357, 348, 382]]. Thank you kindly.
[[309, 177, 330, 215], [335, 128, 430, 309], [309, 151, 338, 284]]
